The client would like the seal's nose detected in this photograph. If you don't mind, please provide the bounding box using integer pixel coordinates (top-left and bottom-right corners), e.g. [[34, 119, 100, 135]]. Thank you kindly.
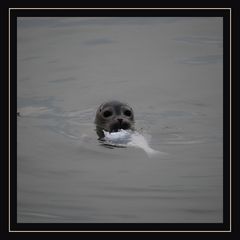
[[117, 118, 123, 124]]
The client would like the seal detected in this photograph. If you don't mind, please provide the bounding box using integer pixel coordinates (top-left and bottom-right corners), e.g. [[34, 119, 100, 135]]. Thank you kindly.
[[94, 100, 135, 139]]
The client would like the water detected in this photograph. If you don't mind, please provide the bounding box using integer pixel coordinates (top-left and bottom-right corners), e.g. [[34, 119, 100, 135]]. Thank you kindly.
[[17, 17, 223, 223]]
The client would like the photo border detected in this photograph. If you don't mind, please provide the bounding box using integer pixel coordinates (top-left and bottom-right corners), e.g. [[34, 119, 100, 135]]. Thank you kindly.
[[9, 8, 231, 232]]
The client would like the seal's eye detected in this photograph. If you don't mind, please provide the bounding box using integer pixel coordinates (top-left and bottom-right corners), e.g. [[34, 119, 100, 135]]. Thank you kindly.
[[124, 110, 132, 117], [103, 110, 113, 118]]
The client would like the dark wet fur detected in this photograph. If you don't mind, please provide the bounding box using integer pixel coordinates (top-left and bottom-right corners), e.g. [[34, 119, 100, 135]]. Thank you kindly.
[[94, 100, 135, 139]]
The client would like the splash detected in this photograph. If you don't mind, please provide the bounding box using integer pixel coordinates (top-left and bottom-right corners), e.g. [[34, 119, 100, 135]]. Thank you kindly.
[[103, 130, 161, 157]]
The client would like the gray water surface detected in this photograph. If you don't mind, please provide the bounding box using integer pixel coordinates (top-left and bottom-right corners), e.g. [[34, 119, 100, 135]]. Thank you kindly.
[[17, 17, 223, 223]]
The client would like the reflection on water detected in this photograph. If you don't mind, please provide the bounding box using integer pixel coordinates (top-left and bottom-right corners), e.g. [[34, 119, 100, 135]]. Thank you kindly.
[[177, 55, 222, 65], [174, 36, 223, 47], [17, 17, 223, 223]]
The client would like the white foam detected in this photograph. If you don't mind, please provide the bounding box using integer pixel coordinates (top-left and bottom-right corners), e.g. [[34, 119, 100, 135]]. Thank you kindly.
[[103, 129, 161, 157], [103, 129, 132, 145]]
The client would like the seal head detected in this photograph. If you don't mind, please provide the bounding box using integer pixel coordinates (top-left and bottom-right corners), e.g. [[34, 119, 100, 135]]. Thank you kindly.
[[94, 101, 135, 139]]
